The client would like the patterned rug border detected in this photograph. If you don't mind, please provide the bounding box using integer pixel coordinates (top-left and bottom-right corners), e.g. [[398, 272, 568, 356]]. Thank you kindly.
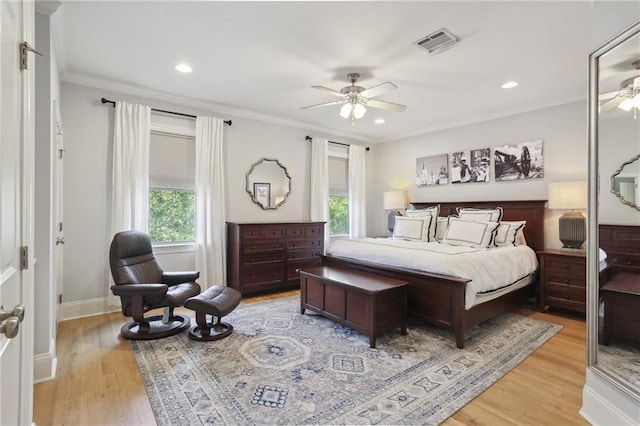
[[131, 296, 562, 425]]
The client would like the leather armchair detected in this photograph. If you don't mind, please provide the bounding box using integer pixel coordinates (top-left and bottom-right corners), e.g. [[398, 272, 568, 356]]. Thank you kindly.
[[109, 230, 201, 340]]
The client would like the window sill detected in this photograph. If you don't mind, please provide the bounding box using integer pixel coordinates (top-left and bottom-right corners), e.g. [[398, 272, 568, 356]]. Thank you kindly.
[[152, 242, 195, 255], [329, 234, 351, 241]]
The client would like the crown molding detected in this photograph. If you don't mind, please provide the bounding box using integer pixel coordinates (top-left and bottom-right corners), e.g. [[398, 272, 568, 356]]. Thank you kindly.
[[60, 72, 373, 145]]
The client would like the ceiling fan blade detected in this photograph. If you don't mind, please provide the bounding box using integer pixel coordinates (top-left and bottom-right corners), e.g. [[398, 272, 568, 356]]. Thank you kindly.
[[360, 81, 398, 99], [366, 99, 406, 112], [599, 90, 619, 101], [600, 96, 625, 112], [311, 86, 344, 97], [300, 100, 345, 110]]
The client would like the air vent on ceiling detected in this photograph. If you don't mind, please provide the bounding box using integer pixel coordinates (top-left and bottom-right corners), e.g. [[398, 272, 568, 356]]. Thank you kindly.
[[414, 28, 459, 56]]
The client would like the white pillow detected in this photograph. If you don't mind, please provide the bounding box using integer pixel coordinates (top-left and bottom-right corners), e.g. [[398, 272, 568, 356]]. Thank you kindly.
[[442, 217, 500, 248], [494, 221, 526, 247], [456, 207, 503, 223], [405, 205, 439, 242], [435, 216, 449, 242], [516, 230, 527, 246], [393, 216, 431, 241]]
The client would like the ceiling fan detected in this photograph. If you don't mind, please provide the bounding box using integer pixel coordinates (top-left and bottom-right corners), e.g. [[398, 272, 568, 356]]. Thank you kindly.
[[599, 60, 640, 114], [301, 73, 407, 126]]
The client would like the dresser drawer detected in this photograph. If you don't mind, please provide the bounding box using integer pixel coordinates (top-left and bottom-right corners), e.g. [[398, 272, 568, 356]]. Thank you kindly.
[[242, 226, 285, 240], [287, 258, 322, 280], [611, 228, 640, 246], [546, 272, 586, 287], [546, 282, 587, 303], [545, 255, 585, 276], [243, 252, 285, 264], [243, 240, 285, 254], [287, 239, 322, 250], [242, 263, 285, 285]]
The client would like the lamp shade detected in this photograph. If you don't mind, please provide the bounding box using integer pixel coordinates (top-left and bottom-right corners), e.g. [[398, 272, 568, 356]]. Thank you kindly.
[[383, 190, 407, 210], [547, 181, 587, 210]]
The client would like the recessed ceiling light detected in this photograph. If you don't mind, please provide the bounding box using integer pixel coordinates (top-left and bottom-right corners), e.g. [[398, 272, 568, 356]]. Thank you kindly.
[[175, 63, 192, 73], [501, 81, 518, 89], [375, 118, 385, 124]]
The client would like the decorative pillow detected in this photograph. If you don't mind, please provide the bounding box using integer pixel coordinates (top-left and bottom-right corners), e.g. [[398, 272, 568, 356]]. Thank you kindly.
[[435, 216, 449, 241], [393, 216, 431, 241], [441, 217, 500, 248], [494, 221, 526, 247], [405, 205, 439, 242], [516, 230, 527, 246], [456, 207, 503, 223]]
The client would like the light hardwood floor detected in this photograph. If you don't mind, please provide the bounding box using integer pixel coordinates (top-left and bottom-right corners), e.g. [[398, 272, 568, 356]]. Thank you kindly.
[[34, 291, 589, 425]]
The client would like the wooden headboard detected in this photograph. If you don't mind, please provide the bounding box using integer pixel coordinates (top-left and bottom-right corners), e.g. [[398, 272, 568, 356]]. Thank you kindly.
[[411, 200, 547, 253]]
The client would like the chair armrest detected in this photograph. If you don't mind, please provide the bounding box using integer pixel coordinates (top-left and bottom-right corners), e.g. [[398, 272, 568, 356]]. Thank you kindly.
[[163, 271, 200, 285], [111, 283, 168, 297]]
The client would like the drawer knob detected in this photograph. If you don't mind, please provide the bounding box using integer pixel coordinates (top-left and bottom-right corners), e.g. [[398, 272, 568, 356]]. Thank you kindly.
[[251, 275, 255, 278], [564, 279, 570, 284], [251, 257, 255, 262], [627, 248, 632, 252], [564, 264, 570, 269]]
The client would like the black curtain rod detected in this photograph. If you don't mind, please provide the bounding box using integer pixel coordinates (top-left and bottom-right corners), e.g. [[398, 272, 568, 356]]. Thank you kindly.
[[101, 98, 232, 126], [305, 135, 369, 151]]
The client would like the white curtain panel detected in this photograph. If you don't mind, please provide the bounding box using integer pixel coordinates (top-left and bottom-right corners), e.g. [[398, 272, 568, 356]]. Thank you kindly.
[[108, 101, 151, 308], [195, 116, 226, 289], [348, 144, 367, 239], [310, 137, 330, 252]]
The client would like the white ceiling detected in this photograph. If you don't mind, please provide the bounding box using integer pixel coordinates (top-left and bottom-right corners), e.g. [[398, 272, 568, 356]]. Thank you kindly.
[[51, 1, 594, 143]]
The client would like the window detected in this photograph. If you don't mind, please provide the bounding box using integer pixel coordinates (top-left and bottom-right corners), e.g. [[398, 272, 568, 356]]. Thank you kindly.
[[328, 144, 349, 237], [148, 132, 195, 244]]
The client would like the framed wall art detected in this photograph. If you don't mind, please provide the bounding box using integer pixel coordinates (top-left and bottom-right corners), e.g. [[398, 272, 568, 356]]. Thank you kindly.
[[416, 154, 449, 186], [253, 182, 270, 207], [494, 140, 544, 181]]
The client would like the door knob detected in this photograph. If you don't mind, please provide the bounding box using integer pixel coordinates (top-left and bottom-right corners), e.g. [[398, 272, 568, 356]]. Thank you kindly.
[[0, 317, 19, 339], [56, 237, 65, 245], [0, 304, 25, 322]]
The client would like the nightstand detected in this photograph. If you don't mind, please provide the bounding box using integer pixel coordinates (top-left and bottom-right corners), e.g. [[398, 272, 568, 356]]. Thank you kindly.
[[538, 249, 586, 314]]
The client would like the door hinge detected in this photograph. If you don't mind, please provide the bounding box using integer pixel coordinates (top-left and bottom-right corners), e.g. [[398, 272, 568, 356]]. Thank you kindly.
[[58, 222, 63, 232], [58, 148, 65, 159], [20, 42, 43, 70], [58, 294, 62, 304], [20, 246, 28, 270]]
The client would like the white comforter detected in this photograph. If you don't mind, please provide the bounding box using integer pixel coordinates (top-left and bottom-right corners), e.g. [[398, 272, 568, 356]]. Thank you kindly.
[[326, 238, 538, 309]]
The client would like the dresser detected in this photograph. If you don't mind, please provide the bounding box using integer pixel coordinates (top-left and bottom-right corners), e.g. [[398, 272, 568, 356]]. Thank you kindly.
[[227, 221, 325, 295], [538, 249, 587, 314], [599, 224, 640, 273]]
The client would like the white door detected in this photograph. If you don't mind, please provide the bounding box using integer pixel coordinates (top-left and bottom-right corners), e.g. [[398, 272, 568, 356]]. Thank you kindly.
[[1, 0, 35, 424], [54, 101, 64, 323]]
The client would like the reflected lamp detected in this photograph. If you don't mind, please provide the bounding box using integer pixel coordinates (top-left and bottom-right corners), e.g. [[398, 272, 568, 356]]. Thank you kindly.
[[548, 181, 587, 249]]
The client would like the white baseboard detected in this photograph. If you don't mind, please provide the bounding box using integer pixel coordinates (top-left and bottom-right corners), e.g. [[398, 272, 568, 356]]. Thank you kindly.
[[581, 369, 640, 425], [61, 297, 119, 321], [33, 351, 57, 384]]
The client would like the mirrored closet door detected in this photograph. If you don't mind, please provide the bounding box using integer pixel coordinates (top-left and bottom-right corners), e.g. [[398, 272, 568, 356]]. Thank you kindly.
[[589, 20, 640, 400]]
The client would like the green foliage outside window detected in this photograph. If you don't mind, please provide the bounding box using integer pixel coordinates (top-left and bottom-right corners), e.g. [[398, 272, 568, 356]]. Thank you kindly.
[[149, 188, 195, 243], [329, 196, 349, 235]]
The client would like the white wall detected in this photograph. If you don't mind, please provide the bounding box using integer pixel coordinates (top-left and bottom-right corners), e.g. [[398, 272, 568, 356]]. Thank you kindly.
[[368, 101, 588, 249], [60, 82, 363, 311]]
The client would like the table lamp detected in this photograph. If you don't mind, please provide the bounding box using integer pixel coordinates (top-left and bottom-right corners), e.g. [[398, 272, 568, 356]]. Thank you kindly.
[[548, 181, 587, 249], [383, 190, 407, 233]]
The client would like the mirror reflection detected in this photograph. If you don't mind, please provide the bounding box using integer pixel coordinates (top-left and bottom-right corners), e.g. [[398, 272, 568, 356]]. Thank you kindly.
[[246, 158, 291, 210], [596, 27, 640, 396], [611, 154, 640, 210]]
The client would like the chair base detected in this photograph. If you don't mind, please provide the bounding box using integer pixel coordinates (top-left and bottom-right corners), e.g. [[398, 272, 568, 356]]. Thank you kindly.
[[120, 314, 191, 340], [188, 322, 234, 341]]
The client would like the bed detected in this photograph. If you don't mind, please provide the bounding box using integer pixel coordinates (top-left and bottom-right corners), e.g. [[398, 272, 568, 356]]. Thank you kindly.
[[322, 199, 546, 348]]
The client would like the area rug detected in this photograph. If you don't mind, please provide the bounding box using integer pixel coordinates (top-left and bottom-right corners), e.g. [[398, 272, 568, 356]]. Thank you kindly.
[[130, 296, 561, 425]]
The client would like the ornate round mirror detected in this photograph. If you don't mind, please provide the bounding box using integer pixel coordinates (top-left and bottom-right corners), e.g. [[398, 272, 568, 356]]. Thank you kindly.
[[611, 153, 640, 211], [246, 158, 291, 210]]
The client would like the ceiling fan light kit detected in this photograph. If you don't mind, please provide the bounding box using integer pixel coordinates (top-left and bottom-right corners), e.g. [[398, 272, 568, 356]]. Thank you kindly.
[[301, 72, 406, 126], [599, 60, 640, 117]]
